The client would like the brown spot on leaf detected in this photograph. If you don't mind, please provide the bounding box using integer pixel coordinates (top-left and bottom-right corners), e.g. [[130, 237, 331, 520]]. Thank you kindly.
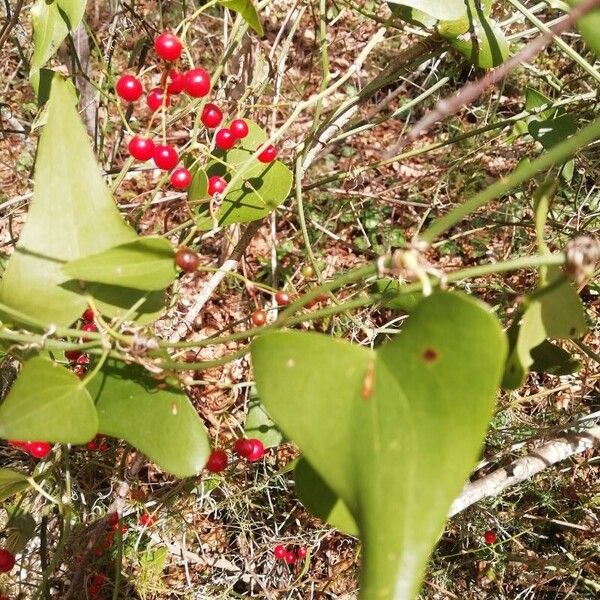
[[422, 347, 439, 363]]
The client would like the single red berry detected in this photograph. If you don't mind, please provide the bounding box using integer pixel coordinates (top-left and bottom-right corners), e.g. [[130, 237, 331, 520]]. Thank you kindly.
[[115, 74, 143, 102], [170, 167, 192, 190], [28, 441, 51, 459], [76, 354, 90, 365], [275, 291, 290, 306], [206, 449, 228, 473], [174, 247, 199, 273], [73, 364, 87, 379], [184, 68, 211, 97], [484, 530, 497, 545], [258, 144, 277, 163], [65, 349, 82, 362], [284, 551, 296, 565], [139, 513, 156, 528], [88, 584, 101, 597], [245, 438, 265, 462], [167, 70, 186, 94], [215, 128, 236, 150], [0, 549, 15, 573], [128, 136, 155, 161], [82, 307, 95, 322], [233, 438, 253, 458], [86, 438, 99, 451], [92, 572, 108, 587], [153, 145, 179, 170], [251, 309, 267, 327], [274, 545, 286, 560], [154, 32, 183, 62], [297, 547, 307, 559], [81, 322, 97, 341], [147, 87, 170, 112], [230, 119, 249, 139], [201, 103, 223, 128], [207, 175, 227, 196], [98, 442, 109, 453], [107, 513, 119, 528]]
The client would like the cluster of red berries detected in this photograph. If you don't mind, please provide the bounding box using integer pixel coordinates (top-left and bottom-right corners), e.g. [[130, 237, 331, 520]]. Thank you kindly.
[[249, 290, 292, 327], [116, 32, 277, 192], [86, 435, 109, 453], [0, 549, 15, 573], [66, 307, 97, 379], [205, 438, 266, 473], [9, 439, 51, 459], [273, 544, 307, 565]]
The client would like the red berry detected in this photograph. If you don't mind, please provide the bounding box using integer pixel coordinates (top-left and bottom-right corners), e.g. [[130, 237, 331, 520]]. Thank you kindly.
[[297, 547, 307, 559], [73, 365, 86, 379], [154, 32, 183, 62], [115, 74, 143, 102], [153, 145, 179, 170], [86, 438, 99, 451], [175, 247, 199, 273], [107, 513, 119, 528], [147, 87, 170, 112], [258, 144, 277, 163], [98, 442, 109, 453], [230, 119, 249, 139], [101, 532, 114, 549], [245, 438, 265, 462], [184, 68, 211, 97], [81, 322, 97, 341], [0, 549, 15, 573], [65, 349, 82, 362], [251, 309, 267, 327], [215, 128, 236, 150], [170, 167, 192, 190], [484, 530, 497, 545], [92, 572, 108, 587], [28, 441, 51, 459], [76, 354, 90, 365], [139, 513, 156, 528], [275, 291, 290, 306], [284, 551, 296, 565], [206, 449, 228, 473], [233, 438, 253, 458], [167, 70, 185, 94], [82, 307, 95, 322], [274, 545, 286, 560], [128, 136, 155, 161], [201, 103, 223, 128], [207, 175, 227, 196]]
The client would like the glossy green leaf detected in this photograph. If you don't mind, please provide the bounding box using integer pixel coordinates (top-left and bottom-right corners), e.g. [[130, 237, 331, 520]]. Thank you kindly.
[[387, 0, 469, 21], [30, 0, 87, 90], [374, 278, 423, 312], [389, 4, 437, 28], [0, 75, 164, 326], [218, 0, 263, 36], [244, 397, 283, 448], [0, 357, 97, 443], [568, 0, 600, 55], [0, 469, 31, 502], [252, 292, 507, 600], [295, 458, 358, 536], [62, 237, 176, 291], [87, 360, 210, 478]]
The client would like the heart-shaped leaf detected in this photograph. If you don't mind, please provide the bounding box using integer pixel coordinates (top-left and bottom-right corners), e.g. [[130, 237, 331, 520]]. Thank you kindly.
[[62, 237, 176, 291], [252, 292, 507, 600], [0, 75, 166, 326], [0, 469, 31, 502], [217, 0, 263, 36], [0, 357, 98, 443], [86, 360, 210, 478], [244, 396, 283, 448]]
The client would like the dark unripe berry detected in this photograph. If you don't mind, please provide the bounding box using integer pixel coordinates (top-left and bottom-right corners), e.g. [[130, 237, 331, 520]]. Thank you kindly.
[[28, 441, 51, 459], [284, 551, 296, 565], [167, 70, 186, 94], [116, 74, 143, 102], [154, 32, 183, 62], [153, 145, 178, 170], [484, 530, 497, 544], [215, 128, 236, 150], [0, 549, 15, 573], [184, 68, 211, 97], [175, 247, 199, 273], [208, 175, 227, 196], [251, 309, 267, 327], [170, 167, 192, 190], [65, 350, 83, 362], [201, 103, 223, 128], [258, 144, 277, 163], [128, 136, 155, 161], [230, 119, 249, 139], [245, 438, 265, 462], [233, 438, 253, 458], [274, 545, 286, 560], [206, 449, 228, 473], [275, 291, 290, 306], [147, 87, 170, 112]]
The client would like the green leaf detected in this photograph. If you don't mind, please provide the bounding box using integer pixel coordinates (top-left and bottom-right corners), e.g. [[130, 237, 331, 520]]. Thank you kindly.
[[387, 0, 470, 21], [529, 113, 578, 150], [374, 279, 423, 312], [252, 292, 507, 600], [244, 396, 283, 448], [389, 4, 437, 28], [62, 237, 176, 291], [0, 75, 164, 326], [0, 357, 98, 444], [295, 458, 358, 536], [218, 0, 264, 36], [568, 0, 600, 55], [30, 0, 87, 91], [87, 360, 210, 478], [530, 340, 580, 376], [0, 469, 31, 503]]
